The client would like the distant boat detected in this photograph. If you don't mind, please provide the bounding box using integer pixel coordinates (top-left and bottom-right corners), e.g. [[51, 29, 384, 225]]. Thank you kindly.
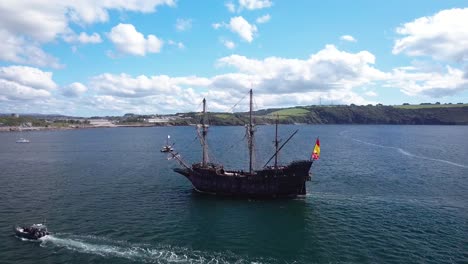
[[16, 138, 30, 143], [160, 135, 174, 152], [16, 126, 30, 143], [169, 89, 320, 198]]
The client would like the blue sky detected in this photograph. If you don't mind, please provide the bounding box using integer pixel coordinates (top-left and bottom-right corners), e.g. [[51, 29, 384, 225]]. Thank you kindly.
[[0, 0, 467, 116]]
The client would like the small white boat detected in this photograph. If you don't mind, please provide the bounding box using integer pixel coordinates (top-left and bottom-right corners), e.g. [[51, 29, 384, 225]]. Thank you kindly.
[[160, 135, 174, 152], [16, 138, 30, 143], [161, 145, 174, 152]]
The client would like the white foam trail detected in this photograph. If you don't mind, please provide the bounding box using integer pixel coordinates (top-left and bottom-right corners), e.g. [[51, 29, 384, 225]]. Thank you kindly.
[[42, 236, 141, 259], [351, 138, 468, 169], [40, 235, 258, 264]]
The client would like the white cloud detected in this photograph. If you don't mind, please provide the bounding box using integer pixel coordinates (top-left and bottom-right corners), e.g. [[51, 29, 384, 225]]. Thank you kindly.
[[0, 65, 57, 101], [86, 45, 388, 113], [214, 17, 258, 43], [90, 73, 210, 98], [168, 40, 185, 49], [256, 14, 271, 24], [228, 16, 257, 42], [387, 66, 468, 97], [77, 32, 102, 43], [64, 32, 102, 44], [65, 0, 176, 25], [0, 1, 68, 43], [217, 45, 387, 94], [146, 35, 164, 53], [0, 0, 174, 65], [0, 1, 175, 37], [0, 79, 51, 101], [212, 23, 223, 29], [84, 73, 213, 114], [195, 45, 386, 110], [222, 40, 236, 49], [393, 8, 468, 62], [364, 91, 377, 97], [175, 18, 192, 32], [340, 35, 356, 42], [5, 41, 467, 115], [238, 0, 272, 10], [62, 82, 88, 97], [226, 2, 236, 13], [0, 30, 62, 68], [0, 66, 57, 90], [108, 23, 163, 56], [84, 90, 205, 116], [0, 0, 175, 40]]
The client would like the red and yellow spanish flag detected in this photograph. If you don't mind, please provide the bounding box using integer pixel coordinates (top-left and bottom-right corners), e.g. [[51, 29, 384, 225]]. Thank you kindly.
[[312, 138, 320, 160]]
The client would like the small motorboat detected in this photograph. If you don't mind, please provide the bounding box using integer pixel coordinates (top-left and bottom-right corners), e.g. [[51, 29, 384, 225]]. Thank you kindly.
[[14, 223, 49, 240], [16, 138, 30, 143], [160, 145, 174, 152], [160, 135, 174, 152]]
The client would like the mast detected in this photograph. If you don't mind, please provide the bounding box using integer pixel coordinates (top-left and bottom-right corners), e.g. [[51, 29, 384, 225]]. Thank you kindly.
[[274, 114, 279, 168], [201, 98, 208, 167], [248, 89, 254, 174], [263, 129, 298, 168]]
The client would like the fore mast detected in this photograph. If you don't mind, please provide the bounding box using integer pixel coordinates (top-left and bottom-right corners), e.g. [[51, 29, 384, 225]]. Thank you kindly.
[[199, 98, 209, 167]]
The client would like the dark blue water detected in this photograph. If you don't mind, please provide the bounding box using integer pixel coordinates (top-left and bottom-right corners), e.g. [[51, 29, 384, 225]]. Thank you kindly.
[[0, 125, 467, 264]]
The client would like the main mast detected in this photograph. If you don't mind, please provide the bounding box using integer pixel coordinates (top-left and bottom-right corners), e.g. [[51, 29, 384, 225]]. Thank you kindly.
[[248, 89, 254, 174], [201, 98, 209, 167], [274, 115, 279, 168]]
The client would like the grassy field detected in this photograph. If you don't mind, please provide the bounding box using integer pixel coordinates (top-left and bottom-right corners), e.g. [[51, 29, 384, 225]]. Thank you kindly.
[[394, 104, 468, 109], [213, 113, 233, 119], [267, 108, 310, 117]]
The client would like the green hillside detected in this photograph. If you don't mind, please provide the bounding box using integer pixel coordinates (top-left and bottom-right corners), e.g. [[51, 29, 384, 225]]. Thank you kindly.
[[3, 104, 468, 128], [395, 103, 468, 109], [207, 105, 468, 125]]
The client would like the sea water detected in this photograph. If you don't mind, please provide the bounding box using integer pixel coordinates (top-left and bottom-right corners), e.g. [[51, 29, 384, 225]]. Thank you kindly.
[[0, 125, 466, 264]]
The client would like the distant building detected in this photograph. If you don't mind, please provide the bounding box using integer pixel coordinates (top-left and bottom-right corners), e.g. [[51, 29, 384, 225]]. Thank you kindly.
[[11, 113, 19, 118], [89, 119, 115, 127], [147, 117, 170, 123]]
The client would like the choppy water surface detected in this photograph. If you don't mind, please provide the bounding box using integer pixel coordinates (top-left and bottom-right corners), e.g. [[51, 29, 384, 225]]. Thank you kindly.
[[0, 125, 467, 264]]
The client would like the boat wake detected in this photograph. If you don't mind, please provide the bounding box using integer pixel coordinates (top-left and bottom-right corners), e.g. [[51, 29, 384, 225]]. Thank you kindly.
[[16, 235, 48, 242], [351, 138, 468, 169], [40, 234, 264, 264]]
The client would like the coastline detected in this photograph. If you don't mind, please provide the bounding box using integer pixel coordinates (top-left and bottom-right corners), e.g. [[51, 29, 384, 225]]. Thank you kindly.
[[0, 123, 187, 133], [2, 121, 467, 133]]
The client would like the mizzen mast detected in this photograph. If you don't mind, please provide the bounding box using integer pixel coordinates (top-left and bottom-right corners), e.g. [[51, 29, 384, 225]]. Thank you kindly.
[[248, 89, 255, 174]]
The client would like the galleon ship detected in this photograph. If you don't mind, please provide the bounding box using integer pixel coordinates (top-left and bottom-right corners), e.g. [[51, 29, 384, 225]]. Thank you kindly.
[[169, 89, 320, 198]]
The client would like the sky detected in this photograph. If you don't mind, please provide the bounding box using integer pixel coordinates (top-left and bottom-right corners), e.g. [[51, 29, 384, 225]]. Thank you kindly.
[[0, 0, 467, 117]]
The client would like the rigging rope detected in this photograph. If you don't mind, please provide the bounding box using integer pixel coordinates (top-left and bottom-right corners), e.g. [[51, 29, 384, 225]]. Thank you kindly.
[[228, 93, 248, 113]]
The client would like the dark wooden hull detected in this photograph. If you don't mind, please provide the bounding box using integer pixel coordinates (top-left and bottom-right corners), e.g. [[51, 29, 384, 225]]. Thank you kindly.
[[174, 160, 313, 198]]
